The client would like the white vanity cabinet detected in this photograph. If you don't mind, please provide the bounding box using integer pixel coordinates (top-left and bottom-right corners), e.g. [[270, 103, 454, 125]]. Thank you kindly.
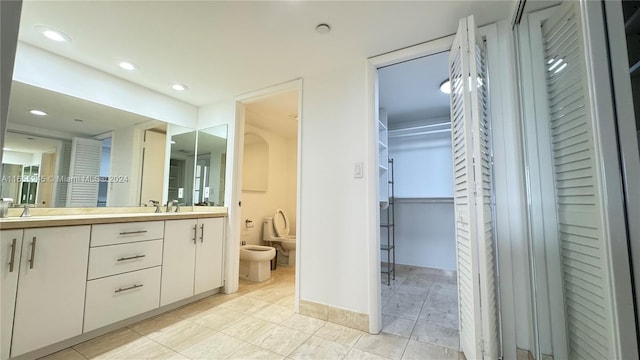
[[161, 217, 224, 306], [1, 230, 23, 360], [194, 218, 224, 294], [83, 221, 164, 332], [10, 226, 90, 357]]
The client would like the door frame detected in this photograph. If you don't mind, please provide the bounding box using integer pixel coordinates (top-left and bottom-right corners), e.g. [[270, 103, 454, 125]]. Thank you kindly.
[[227, 79, 303, 306], [367, 22, 528, 359]]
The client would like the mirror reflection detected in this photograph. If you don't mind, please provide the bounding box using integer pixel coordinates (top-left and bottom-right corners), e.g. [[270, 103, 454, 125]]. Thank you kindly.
[[166, 126, 196, 207], [1, 81, 178, 208], [195, 126, 227, 206]]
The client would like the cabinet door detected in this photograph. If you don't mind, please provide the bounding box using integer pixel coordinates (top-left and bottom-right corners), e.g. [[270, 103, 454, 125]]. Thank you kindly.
[[11, 226, 90, 357], [194, 218, 224, 294], [1, 230, 23, 360], [160, 219, 197, 306]]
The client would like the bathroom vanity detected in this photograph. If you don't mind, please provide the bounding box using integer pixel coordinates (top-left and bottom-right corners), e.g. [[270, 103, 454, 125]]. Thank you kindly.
[[0, 209, 227, 360]]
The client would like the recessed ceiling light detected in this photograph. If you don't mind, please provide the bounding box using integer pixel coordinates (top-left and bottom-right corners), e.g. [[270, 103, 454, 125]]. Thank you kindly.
[[439, 80, 451, 94], [35, 25, 71, 42], [3, 147, 11, 151], [171, 83, 188, 91], [316, 23, 331, 34], [119, 61, 138, 71], [29, 109, 47, 116]]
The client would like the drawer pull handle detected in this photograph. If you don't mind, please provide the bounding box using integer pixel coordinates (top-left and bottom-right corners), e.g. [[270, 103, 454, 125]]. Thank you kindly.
[[200, 224, 204, 243], [117, 254, 146, 262], [193, 224, 197, 244], [8, 238, 17, 272], [119, 230, 148, 236], [115, 284, 144, 293], [28, 237, 37, 269]]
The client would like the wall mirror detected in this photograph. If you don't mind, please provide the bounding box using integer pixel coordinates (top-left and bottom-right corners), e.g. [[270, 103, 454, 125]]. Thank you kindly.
[[242, 133, 268, 192], [195, 126, 228, 206], [165, 126, 196, 207], [1, 80, 180, 208]]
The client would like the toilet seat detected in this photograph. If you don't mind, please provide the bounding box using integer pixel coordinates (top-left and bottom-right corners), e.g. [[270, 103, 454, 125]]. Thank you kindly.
[[273, 209, 290, 237]]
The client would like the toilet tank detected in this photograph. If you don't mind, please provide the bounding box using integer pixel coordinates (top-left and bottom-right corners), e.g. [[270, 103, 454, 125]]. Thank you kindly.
[[263, 217, 277, 240]]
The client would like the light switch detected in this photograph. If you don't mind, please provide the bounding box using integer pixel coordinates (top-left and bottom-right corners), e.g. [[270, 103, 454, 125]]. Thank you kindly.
[[178, 188, 184, 198], [354, 162, 363, 178]]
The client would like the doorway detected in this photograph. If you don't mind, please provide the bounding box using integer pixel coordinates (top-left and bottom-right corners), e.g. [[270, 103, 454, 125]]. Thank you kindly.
[[376, 51, 460, 352], [235, 86, 301, 297]]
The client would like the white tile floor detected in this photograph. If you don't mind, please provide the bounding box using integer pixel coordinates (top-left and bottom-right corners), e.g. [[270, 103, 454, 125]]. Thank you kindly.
[[40, 265, 462, 360]]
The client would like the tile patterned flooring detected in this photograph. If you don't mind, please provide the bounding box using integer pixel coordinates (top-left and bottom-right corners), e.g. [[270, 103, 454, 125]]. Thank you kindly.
[[41, 265, 461, 360]]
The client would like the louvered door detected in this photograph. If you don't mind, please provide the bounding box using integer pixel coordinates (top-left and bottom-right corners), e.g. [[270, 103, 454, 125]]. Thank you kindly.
[[67, 137, 102, 207], [450, 17, 480, 360], [449, 15, 498, 360], [541, 3, 615, 358], [468, 16, 500, 360]]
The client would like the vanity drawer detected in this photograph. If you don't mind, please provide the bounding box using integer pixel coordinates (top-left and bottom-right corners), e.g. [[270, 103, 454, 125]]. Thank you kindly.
[[87, 239, 163, 280], [84, 266, 161, 332], [91, 221, 164, 246]]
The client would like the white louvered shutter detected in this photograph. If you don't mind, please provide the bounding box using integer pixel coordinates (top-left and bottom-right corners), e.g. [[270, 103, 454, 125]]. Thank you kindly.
[[541, 3, 615, 358], [450, 17, 480, 360], [468, 16, 500, 360], [66, 137, 102, 207], [449, 15, 499, 360]]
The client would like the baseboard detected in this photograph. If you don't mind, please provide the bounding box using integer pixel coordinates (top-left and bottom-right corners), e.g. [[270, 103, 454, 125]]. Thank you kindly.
[[299, 299, 369, 332]]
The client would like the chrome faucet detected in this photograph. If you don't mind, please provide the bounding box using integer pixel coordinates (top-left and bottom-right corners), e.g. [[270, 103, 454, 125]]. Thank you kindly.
[[20, 204, 31, 218], [0, 198, 13, 218], [148, 200, 161, 213], [166, 200, 180, 213]]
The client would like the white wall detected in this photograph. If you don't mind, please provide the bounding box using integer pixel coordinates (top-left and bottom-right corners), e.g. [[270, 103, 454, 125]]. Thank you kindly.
[[300, 61, 370, 314], [384, 117, 456, 269], [241, 124, 297, 245], [382, 200, 456, 270], [2, 150, 34, 166], [198, 99, 240, 294], [13, 43, 199, 129], [388, 130, 453, 198], [0, 0, 21, 164]]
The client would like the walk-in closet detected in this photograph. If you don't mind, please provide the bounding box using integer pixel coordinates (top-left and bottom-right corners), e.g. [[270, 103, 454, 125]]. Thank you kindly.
[[377, 51, 459, 349]]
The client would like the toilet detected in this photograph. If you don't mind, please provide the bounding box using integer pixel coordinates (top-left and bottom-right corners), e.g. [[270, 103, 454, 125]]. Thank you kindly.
[[239, 245, 276, 282], [263, 209, 296, 267]]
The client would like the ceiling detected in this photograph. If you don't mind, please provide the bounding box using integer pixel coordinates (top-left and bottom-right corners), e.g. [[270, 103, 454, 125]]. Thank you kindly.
[[245, 90, 299, 139], [4, 132, 60, 154], [16, 1, 513, 107], [7, 81, 159, 138], [378, 51, 450, 124]]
